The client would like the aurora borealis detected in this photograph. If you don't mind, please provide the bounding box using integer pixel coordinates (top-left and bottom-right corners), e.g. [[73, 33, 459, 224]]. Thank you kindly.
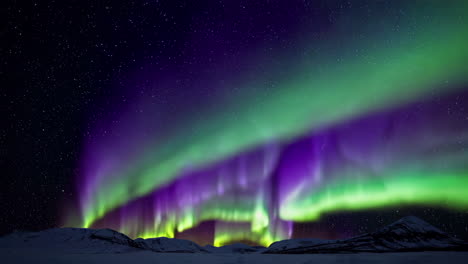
[[72, 1, 468, 246]]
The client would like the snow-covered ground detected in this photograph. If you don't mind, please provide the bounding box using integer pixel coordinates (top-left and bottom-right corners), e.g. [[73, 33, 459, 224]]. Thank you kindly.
[[2, 249, 468, 264], [2, 216, 467, 263]]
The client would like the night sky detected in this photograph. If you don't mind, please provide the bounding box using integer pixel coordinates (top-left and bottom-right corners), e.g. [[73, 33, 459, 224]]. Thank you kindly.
[[2, 0, 468, 246]]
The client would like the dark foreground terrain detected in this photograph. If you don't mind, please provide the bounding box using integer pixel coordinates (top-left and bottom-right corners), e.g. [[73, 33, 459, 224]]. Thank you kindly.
[[1, 216, 467, 263], [2, 250, 468, 264]]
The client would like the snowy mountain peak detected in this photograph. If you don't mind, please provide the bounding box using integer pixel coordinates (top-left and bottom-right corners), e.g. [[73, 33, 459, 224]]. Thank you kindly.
[[134, 237, 208, 253], [371, 215, 455, 243], [0, 228, 141, 254], [2, 216, 466, 255], [267, 238, 332, 253], [90, 228, 138, 247], [264, 216, 468, 254], [379, 216, 444, 234]]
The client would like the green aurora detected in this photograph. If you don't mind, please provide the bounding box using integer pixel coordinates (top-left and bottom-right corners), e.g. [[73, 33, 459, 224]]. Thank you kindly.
[[77, 1, 468, 246]]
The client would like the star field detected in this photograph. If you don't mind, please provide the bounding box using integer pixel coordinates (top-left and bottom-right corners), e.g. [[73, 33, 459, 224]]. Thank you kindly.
[[2, 0, 468, 246]]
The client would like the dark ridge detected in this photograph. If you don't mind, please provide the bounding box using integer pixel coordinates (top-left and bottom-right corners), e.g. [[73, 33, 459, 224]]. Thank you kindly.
[[264, 216, 468, 254]]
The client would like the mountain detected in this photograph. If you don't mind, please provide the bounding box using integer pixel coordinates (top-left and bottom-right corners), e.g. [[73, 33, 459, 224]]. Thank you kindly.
[[0, 228, 140, 254], [266, 238, 333, 253], [2, 216, 466, 255], [204, 243, 265, 253], [134, 237, 208, 253], [264, 216, 468, 253], [0, 228, 210, 254]]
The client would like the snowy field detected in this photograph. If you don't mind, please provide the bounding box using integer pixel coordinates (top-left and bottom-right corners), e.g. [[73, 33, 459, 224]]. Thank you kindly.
[[2, 250, 468, 264]]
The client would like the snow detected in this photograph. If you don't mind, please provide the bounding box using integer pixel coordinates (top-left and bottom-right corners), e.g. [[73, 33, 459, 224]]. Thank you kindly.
[[263, 216, 468, 253], [266, 238, 333, 253], [0, 228, 210, 254], [91, 228, 138, 247], [1, 216, 467, 263], [376, 216, 446, 236], [1, 249, 468, 264], [204, 243, 265, 253], [0, 228, 140, 254], [135, 237, 208, 253]]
